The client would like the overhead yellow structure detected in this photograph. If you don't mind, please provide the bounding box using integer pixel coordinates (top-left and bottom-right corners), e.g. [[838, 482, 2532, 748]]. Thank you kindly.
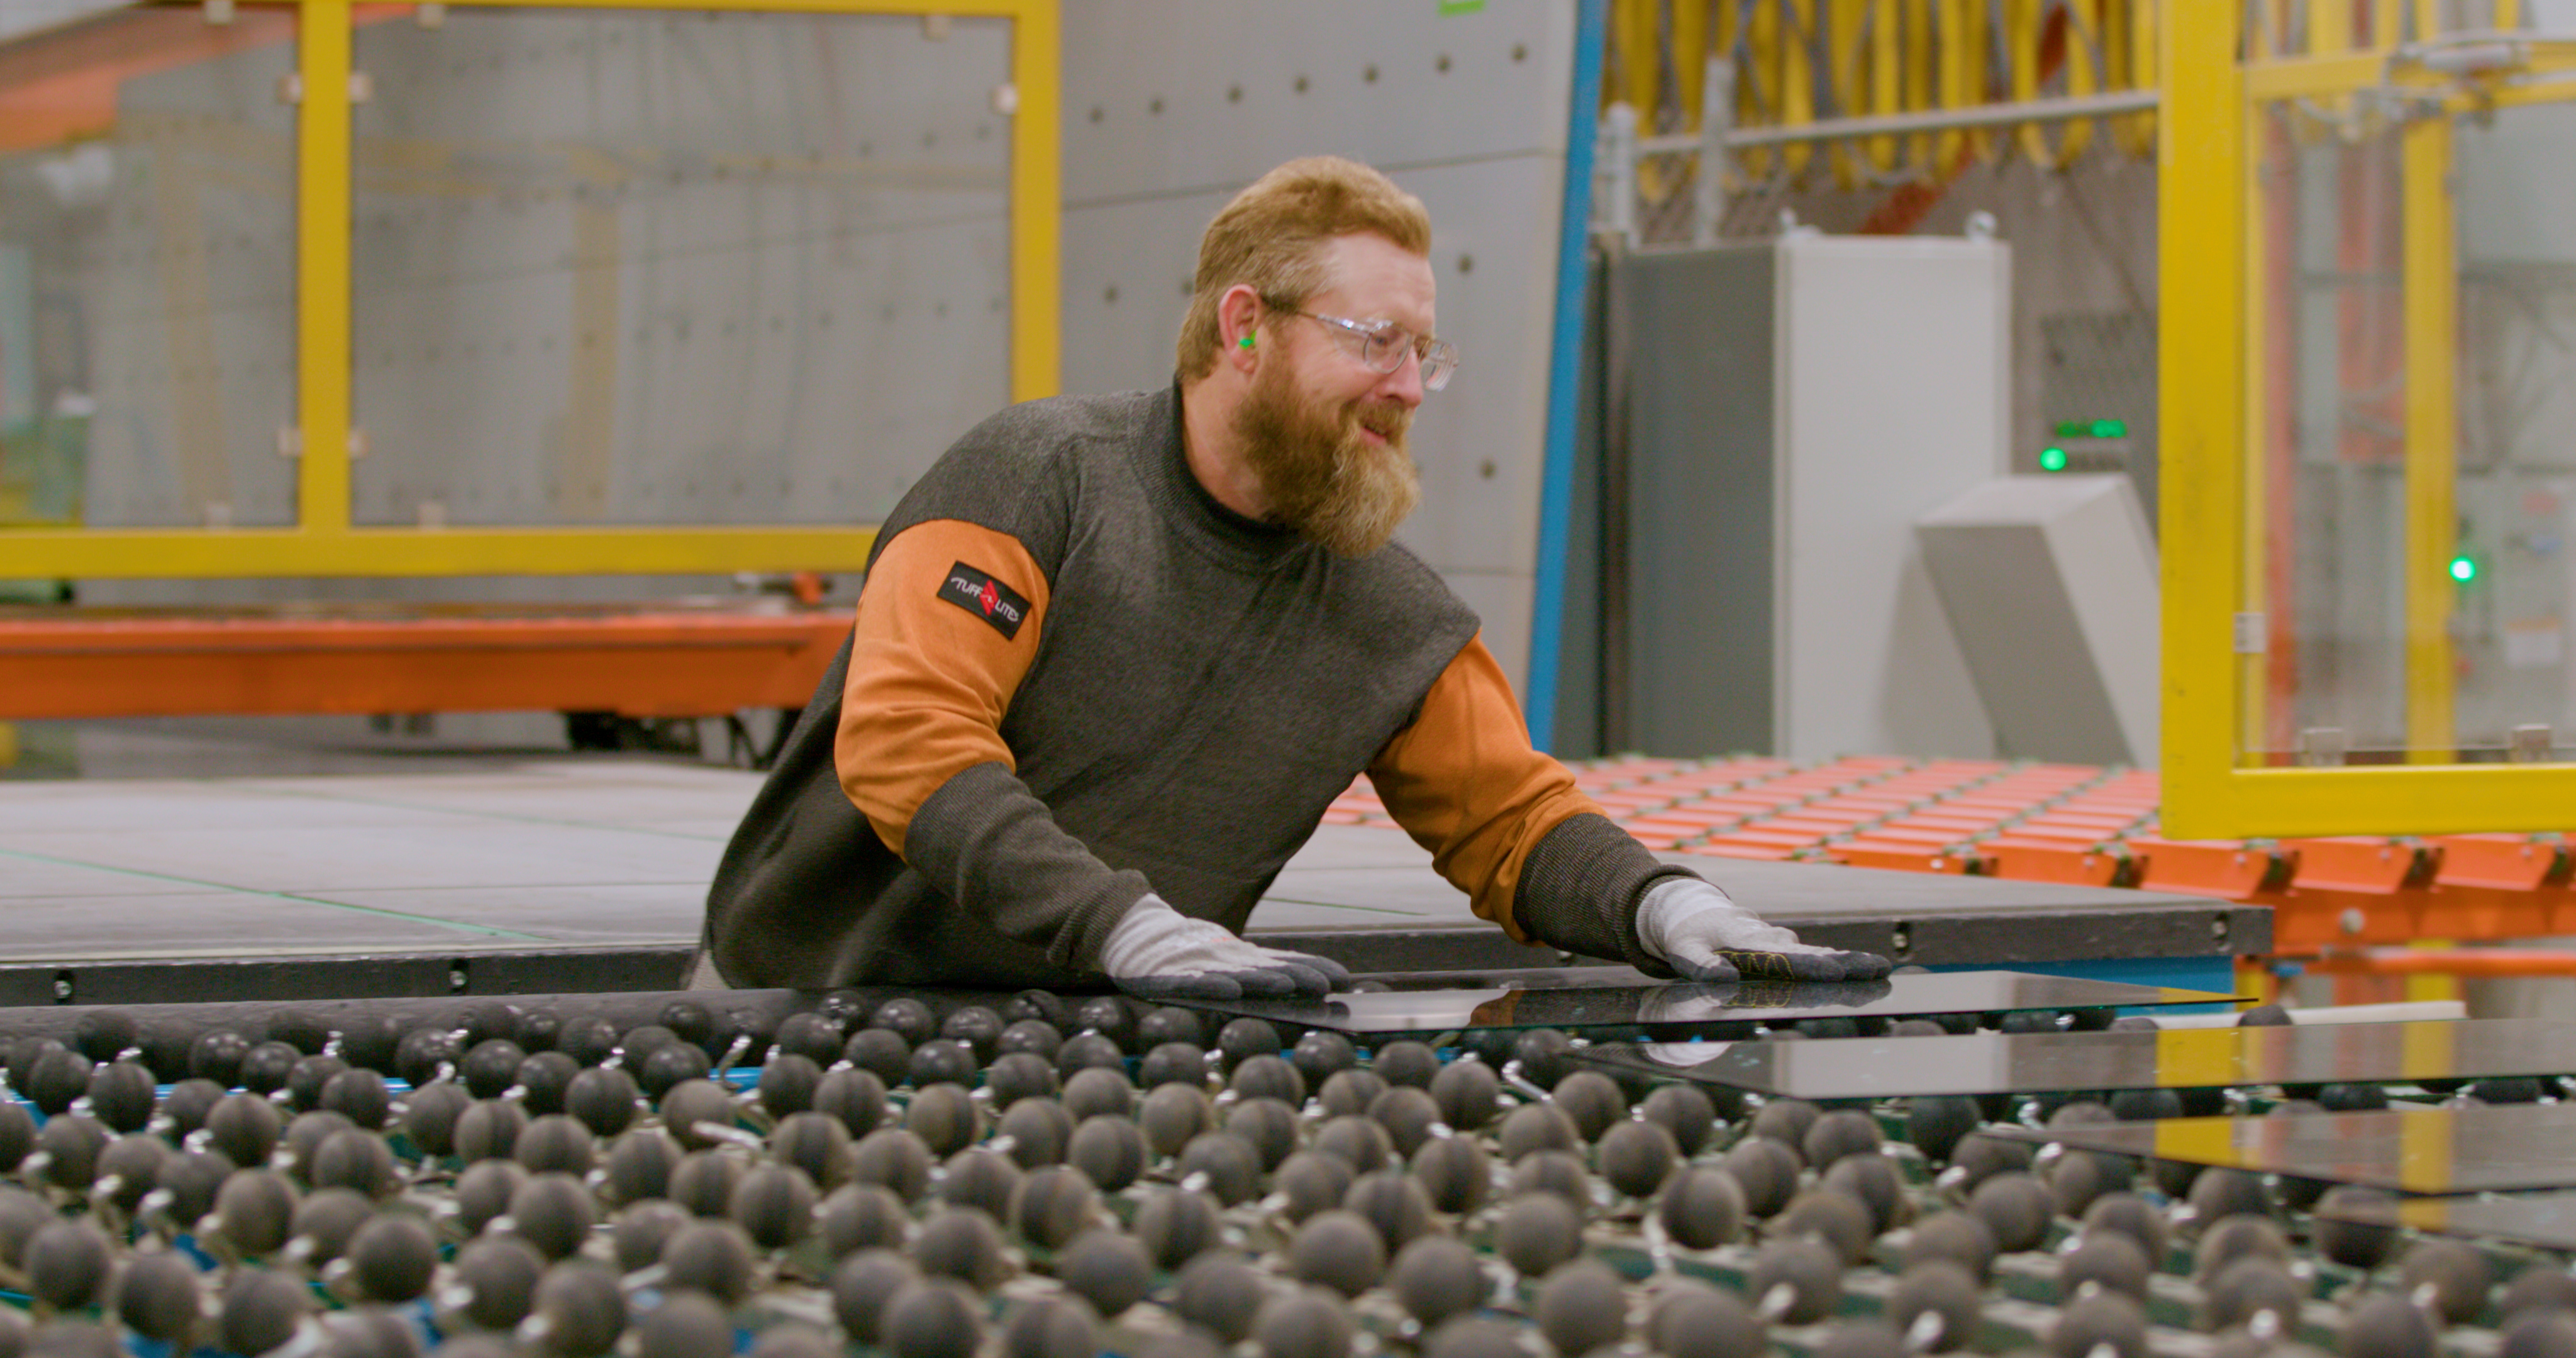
[[2162, 1, 2576, 836], [0, 0, 1058, 582]]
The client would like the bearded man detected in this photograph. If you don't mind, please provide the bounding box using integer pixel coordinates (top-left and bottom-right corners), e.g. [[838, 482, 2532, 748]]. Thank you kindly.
[[693, 156, 1889, 998]]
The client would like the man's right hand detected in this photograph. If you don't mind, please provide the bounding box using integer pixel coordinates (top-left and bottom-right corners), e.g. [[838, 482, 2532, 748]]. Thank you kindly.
[[1098, 895, 1352, 1001]]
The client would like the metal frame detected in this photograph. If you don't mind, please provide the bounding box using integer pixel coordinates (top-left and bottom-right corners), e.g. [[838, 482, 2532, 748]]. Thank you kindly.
[[2160, 0, 2576, 836], [0, 0, 1059, 580]]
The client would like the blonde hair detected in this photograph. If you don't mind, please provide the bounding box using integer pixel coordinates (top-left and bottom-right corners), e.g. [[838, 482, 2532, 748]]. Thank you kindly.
[[1175, 157, 1432, 379]]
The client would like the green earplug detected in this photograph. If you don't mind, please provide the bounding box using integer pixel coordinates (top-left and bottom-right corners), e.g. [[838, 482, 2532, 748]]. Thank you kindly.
[[1240, 335, 1255, 349]]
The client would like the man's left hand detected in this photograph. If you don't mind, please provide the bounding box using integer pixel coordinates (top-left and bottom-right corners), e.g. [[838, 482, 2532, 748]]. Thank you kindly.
[[1635, 878, 1893, 983]]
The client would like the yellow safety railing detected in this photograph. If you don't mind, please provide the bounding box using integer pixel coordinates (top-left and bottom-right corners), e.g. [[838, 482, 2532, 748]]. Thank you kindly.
[[0, 0, 1058, 581]]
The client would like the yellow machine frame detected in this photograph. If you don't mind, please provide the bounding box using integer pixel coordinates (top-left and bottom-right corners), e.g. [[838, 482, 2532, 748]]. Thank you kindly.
[[2160, 0, 2576, 836], [0, 0, 1060, 580]]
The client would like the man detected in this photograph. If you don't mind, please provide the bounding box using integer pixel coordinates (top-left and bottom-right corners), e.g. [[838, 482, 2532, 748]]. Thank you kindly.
[[695, 156, 1889, 1000]]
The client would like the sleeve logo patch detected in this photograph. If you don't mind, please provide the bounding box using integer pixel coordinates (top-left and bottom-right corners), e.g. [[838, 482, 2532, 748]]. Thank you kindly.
[[937, 561, 1030, 639]]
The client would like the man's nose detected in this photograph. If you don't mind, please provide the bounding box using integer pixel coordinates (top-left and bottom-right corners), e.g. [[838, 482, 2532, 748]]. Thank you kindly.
[[1375, 347, 1425, 408]]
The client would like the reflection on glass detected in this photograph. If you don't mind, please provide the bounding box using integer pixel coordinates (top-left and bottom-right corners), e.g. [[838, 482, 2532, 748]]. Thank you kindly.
[[1184, 970, 2233, 1037], [347, 8, 1013, 527], [2246, 101, 2409, 761], [2016, 1101, 2576, 1195], [1587, 1015, 2576, 1101], [0, 8, 297, 534], [2320, 1190, 2576, 1249]]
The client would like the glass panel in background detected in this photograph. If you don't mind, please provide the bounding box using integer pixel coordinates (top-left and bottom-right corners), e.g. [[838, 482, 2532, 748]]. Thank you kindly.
[[2453, 99, 2576, 764], [0, 6, 299, 541], [2244, 99, 2410, 765], [348, 8, 1013, 529]]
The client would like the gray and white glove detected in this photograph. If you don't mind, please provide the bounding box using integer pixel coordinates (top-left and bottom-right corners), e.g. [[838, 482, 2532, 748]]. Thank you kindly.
[[1099, 895, 1353, 1001], [1635, 878, 1893, 983]]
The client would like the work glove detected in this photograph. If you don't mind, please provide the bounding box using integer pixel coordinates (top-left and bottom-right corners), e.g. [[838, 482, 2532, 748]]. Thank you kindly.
[[1099, 894, 1354, 1001], [1634, 877, 1894, 984]]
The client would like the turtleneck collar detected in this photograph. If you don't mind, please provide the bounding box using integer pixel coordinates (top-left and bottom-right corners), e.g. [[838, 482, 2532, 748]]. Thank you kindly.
[[1138, 379, 1309, 570]]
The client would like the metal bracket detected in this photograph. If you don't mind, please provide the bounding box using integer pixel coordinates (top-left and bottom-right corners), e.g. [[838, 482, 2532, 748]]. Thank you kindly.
[[2298, 727, 2350, 767], [1593, 102, 1638, 245], [1694, 57, 1733, 246], [2235, 611, 2267, 654]]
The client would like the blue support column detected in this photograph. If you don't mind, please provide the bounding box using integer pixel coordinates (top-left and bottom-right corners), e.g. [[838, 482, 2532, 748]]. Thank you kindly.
[[1524, 0, 1609, 752]]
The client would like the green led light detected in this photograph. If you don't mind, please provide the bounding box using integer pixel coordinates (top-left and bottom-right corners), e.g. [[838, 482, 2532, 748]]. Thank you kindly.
[[2090, 419, 2128, 438], [2039, 446, 2068, 472], [2450, 555, 2478, 583], [2053, 419, 2131, 439]]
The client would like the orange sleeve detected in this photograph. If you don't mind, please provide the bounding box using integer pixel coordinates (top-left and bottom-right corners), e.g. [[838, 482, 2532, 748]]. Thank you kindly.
[[1365, 634, 1606, 944], [835, 520, 1051, 855]]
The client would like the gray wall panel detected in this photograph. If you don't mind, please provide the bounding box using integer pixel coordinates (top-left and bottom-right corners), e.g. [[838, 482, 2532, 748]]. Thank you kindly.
[[1063, 2, 1572, 202], [1060, 1, 1580, 689]]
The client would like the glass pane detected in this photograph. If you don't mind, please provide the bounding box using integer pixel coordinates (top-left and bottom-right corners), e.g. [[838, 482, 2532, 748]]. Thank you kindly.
[[0, 6, 299, 532], [2454, 99, 2576, 763], [2243, 93, 2576, 766], [348, 8, 1013, 528], [2245, 99, 2407, 765]]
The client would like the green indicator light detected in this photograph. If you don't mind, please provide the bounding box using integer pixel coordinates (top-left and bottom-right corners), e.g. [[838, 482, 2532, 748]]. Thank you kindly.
[[2090, 419, 2128, 438], [2053, 421, 2085, 438], [2039, 446, 2068, 472], [2450, 555, 2477, 583]]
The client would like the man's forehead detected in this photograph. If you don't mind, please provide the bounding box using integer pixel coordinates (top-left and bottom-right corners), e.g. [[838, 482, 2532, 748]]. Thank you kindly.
[[1309, 233, 1435, 322]]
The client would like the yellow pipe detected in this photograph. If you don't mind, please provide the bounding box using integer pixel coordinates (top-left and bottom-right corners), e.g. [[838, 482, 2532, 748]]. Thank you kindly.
[[297, 0, 352, 531], [2401, 114, 2458, 763], [2057, 0, 2099, 162], [1784, 0, 1816, 176], [2311, 0, 2351, 52], [2125, 0, 2156, 151], [1868, 0, 1901, 172], [1903, 0, 1934, 170], [2009, 0, 2046, 165], [1675, 0, 1708, 128], [1933, 0, 1972, 167], [1745, 0, 1784, 179]]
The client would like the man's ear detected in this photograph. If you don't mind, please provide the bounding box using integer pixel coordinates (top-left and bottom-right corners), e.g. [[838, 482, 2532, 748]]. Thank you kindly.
[[1218, 284, 1263, 375]]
